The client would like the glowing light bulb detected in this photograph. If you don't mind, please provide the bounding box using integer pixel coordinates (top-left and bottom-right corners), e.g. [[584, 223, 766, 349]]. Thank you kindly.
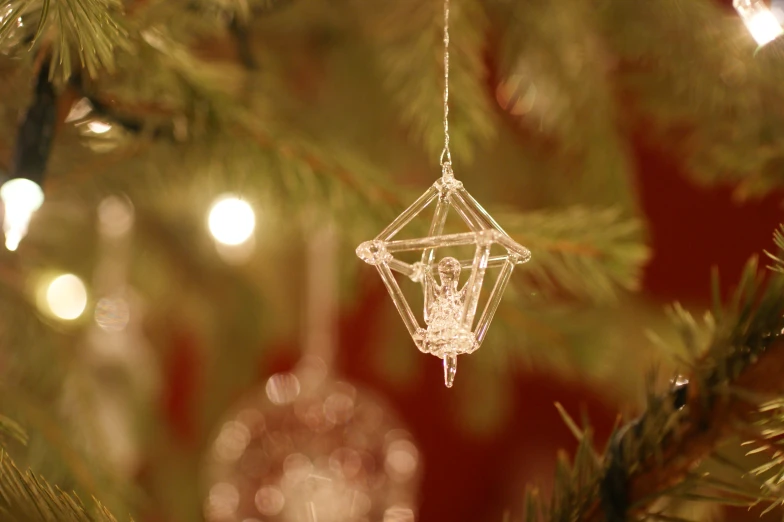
[[0, 178, 44, 251], [207, 195, 255, 245], [735, 0, 784, 46], [45, 274, 88, 320]]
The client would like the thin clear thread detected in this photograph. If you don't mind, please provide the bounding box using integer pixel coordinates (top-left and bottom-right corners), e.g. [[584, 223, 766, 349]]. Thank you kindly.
[[440, 0, 453, 177]]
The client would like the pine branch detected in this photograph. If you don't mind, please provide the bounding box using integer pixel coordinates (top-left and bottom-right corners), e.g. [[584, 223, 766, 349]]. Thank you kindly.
[[501, 206, 649, 302], [0, 416, 28, 447], [0, 414, 124, 522], [354, 0, 496, 163], [0, 0, 130, 78], [522, 253, 784, 521], [491, 0, 635, 209], [0, 450, 125, 522]]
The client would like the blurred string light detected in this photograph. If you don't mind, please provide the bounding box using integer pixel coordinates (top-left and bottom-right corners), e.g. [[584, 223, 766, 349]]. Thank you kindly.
[[735, 0, 784, 46], [40, 273, 88, 321], [208, 195, 256, 246], [0, 178, 44, 251]]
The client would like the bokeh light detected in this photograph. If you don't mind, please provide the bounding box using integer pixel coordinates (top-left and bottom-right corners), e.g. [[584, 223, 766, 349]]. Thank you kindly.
[[97, 196, 134, 237], [735, 0, 784, 46], [208, 195, 256, 246], [94, 296, 130, 332], [44, 274, 88, 320], [0, 178, 44, 251], [265, 372, 300, 405]]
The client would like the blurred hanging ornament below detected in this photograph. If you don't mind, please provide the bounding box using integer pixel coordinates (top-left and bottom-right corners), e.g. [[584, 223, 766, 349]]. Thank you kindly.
[[205, 221, 420, 522], [355, 0, 530, 388], [202, 357, 421, 522], [734, 0, 784, 46]]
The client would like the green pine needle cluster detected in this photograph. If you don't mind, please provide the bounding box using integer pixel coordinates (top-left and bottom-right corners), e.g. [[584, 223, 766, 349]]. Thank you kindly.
[[515, 234, 784, 521]]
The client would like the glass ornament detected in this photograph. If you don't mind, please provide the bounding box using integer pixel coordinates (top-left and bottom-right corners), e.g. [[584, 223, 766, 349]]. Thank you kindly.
[[356, 167, 531, 388], [356, 0, 530, 388], [203, 358, 421, 522]]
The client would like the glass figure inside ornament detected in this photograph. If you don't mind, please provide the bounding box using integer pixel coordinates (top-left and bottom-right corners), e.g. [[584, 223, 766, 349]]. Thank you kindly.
[[421, 256, 474, 386]]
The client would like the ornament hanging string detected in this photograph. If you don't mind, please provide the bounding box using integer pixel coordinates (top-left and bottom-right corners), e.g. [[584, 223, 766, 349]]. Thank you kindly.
[[440, 0, 453, 176]]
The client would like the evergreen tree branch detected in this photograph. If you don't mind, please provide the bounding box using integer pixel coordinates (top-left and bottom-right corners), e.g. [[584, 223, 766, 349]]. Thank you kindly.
[[0, 450, 125, 522], [0, 0, 131, 78], [0, 416, 28, 447], [354, 0, 496, 163], [491, 0, 635, 209], [0, 413, 124, 522], [501, 206, 649, 302], [523, 252, 784, 521]]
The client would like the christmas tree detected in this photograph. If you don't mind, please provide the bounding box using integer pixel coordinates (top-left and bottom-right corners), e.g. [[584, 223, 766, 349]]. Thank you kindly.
[[2, 0, 784, 520]]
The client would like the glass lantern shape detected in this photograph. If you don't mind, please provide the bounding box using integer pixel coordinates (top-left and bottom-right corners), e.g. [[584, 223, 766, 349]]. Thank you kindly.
[[356, 167, 531, 388]]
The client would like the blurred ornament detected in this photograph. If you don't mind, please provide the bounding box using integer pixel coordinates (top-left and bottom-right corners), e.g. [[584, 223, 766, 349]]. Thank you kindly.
[[204, 359, 421, 522], [205, 223, 421, 521], [356, 0, 530, 388], [60, 195, 158, 478], [2, 63, 57, 251], [734, 0, 783, 46]]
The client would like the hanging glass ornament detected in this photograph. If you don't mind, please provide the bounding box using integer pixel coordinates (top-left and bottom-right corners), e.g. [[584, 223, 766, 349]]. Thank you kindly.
[[356, 0, 531, 388]]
